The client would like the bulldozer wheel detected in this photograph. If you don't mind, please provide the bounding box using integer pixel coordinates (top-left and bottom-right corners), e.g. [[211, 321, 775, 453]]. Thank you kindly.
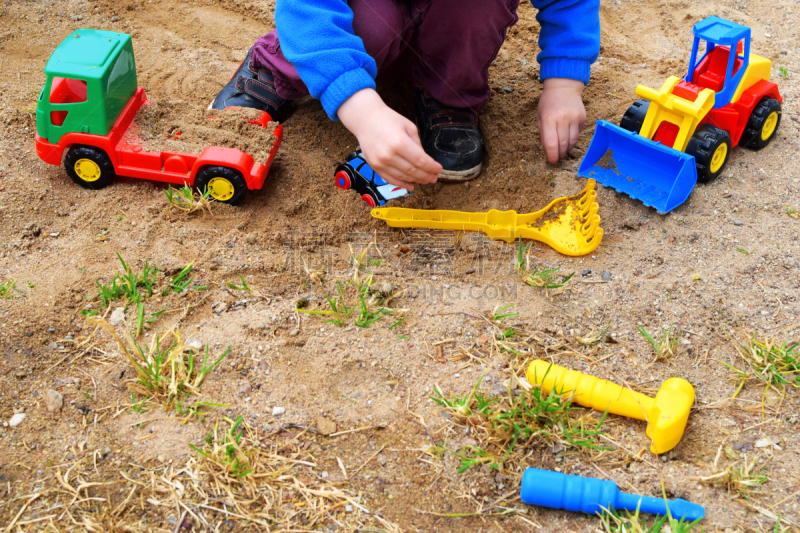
[[686, 125, 732, 184], [743, 97, 781, 150], [619, 99, 650, 134]]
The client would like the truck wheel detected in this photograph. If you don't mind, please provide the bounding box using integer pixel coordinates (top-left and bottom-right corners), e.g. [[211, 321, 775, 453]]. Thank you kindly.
[[361, 194, 377, 208], [335, 166, 354, 190], [619, 99, 650, 134], [195, 166, 248, 206], [686, 125, 732, 183], [64, 145, 116, 190], [743, 97, 781, 150]]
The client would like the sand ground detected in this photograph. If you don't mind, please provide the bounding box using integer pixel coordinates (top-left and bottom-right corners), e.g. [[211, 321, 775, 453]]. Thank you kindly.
[[0, 0, 799, 531]]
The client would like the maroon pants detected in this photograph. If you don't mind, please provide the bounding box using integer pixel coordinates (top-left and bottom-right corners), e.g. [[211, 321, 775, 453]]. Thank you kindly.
[[251, 0, 521, 111]]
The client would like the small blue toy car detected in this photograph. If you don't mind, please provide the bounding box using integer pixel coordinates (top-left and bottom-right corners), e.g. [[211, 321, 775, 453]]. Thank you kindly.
[[335, 150, 410, 207]]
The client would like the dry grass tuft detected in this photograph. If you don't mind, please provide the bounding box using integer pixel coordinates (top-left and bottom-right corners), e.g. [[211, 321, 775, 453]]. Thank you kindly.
[[722, 332, 800, 399], [695, 445, 770, 499], [636, 324, 680, 361], [164, 184, 214, 217], [514, 238, 575, 296], [181, 416, 401, 530], [90, 318, 229, 416], [576, 322, 612, 346], [1, 422, 402, 532], [598, 504, 703, 533], [432, 367, 610, 473]]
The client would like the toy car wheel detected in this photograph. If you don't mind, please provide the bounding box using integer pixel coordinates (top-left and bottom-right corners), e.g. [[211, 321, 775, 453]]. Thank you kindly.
[[64, 145, 116, 190], [743, 97, 781, 150], [361, 194, 377, 208], [195, 166, 248, 205], [686, 125, 732, 183], [619, 99, 650, 134], [335, 168, 353, 190]]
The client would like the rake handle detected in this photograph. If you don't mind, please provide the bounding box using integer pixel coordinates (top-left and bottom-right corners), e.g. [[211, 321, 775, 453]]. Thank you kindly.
[[526, 360, 653, 421]]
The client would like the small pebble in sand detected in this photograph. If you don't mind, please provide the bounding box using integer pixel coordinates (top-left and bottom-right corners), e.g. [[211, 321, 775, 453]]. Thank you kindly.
[[186, 338, 204, 351], [110, 307, 125, 326], [316, 416, 337, 436], [45, 389, 64, 413], [9, 413, 26, 427]]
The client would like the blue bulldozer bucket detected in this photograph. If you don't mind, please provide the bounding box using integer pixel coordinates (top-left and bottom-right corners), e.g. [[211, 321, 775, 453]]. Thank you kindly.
[[577, 121, 698, 214]]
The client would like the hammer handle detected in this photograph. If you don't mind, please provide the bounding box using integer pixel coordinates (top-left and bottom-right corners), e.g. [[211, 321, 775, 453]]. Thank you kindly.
[[527, 360, 653, 421]]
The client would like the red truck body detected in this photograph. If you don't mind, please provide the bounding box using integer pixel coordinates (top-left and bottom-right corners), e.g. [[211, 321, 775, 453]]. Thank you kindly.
[[35, 87, 283, 191]]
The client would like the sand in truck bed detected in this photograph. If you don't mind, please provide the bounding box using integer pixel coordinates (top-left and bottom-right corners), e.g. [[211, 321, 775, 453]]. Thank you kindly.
[[130, 102, 279, 164]]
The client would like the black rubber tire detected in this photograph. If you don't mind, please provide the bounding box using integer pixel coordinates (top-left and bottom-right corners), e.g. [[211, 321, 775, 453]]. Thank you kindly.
[[619, 99, 650, 134], [195, 166, 248, 206], [64, 145, 116, 190], [742, 97, 781, 150], [685, 125, 732, 183]]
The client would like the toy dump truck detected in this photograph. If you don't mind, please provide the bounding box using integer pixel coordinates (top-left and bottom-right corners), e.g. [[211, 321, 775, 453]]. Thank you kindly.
[[35, 29, 282, 205], [578, 16, 782, 213]]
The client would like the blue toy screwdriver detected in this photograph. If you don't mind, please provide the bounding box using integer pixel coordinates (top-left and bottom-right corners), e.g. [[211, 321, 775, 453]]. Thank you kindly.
[[520, 468, 704, 521]]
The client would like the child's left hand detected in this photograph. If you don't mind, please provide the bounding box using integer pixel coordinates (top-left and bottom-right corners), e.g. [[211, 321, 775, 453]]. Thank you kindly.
[[537, 78, 587, 164]]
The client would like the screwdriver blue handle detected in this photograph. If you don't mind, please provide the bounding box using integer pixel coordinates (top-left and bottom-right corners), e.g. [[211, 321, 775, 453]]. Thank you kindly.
[[520, 468, 704, 522]]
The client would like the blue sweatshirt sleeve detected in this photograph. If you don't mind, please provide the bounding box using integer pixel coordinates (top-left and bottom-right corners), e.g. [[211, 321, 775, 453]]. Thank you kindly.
[[531, 0, 600, 85], [275, 0, 377, 120]]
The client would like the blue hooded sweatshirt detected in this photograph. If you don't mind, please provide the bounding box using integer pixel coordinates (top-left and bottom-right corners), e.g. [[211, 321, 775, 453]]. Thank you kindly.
[[274, 0, 601, 120]]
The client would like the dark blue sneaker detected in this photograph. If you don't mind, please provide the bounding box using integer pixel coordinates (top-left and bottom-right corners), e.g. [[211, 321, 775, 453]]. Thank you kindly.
[[413, 87, 483, 181], [209, 48, 290, 121]]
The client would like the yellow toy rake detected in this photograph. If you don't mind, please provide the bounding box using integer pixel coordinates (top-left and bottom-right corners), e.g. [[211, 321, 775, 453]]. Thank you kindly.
[[371, 179, 603, 256]]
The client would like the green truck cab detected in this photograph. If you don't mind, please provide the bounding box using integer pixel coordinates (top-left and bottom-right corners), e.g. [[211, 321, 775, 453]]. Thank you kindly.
[[37, 29, 137, 144]]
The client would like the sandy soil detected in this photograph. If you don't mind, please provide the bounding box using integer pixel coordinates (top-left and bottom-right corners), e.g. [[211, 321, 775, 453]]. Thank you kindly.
[[132, 104, 278, 163], [0, 0, 799, 531]]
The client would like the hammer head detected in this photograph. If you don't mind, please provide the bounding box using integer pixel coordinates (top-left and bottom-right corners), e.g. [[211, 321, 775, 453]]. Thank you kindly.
[[646, 378, 695, 454]]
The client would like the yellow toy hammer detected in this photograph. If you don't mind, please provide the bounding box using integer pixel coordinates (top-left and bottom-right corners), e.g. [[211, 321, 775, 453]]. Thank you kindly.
[[527, 360, 695, 454]]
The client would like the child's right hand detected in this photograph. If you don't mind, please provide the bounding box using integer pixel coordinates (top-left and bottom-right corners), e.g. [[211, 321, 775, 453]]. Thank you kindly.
[[339, 89, 442, 191]]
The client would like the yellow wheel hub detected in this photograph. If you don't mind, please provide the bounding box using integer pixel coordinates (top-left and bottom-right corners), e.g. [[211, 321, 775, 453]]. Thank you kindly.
[[761, 111, 778, 141], [207, 177, 235, 201], [74, 158, 102, 182], [710, 143, 728, 174]]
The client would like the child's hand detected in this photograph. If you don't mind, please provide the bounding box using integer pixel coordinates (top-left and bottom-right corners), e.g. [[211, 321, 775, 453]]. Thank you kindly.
[[537, 78, 587, 164], [339, 89, 442, 191]]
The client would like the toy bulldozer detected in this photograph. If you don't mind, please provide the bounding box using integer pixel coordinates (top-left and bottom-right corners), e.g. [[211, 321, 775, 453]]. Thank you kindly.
[[579, 16, 783, 213]]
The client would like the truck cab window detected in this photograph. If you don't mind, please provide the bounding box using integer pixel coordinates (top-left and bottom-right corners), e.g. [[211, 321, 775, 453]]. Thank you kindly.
[[49, 77, 87, 104]]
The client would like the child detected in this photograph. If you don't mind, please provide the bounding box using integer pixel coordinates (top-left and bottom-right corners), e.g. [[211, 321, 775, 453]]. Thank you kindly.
[[211, 0, 600, 191]]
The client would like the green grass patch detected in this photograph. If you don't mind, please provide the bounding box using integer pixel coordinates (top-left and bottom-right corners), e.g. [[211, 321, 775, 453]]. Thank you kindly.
[[165, 184, 213, 216], [191, 416, 254, 478], [91, 318, 229, 416], [225, 273, 251, 291], [432, 371, 609, 473], [515, 238, 574, 292], [0, 280, 17, 299], [96, 253, 159, 307], [297, 278, 397, 329], [722, 334, 800, 397], [598, 505, 703, 532], [636, 324, 679, 361], [162, 262, 206, 296]]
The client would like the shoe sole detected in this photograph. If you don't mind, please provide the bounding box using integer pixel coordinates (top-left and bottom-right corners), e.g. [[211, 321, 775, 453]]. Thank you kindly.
[[437, 162, 483, 182]]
